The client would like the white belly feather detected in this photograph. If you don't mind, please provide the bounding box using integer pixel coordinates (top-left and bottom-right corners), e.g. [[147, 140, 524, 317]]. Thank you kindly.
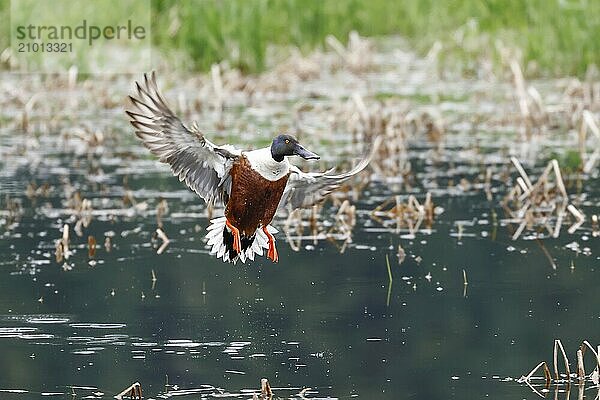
[[244, 147, 290, 181]]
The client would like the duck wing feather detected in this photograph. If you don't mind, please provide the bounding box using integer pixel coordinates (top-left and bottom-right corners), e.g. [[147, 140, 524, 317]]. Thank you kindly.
[[127, 71, 240, 206], [278, 136, 381, 211]]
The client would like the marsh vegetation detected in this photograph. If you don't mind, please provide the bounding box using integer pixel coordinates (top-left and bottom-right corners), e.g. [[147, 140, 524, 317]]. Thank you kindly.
[[0, 2, 599, 399]]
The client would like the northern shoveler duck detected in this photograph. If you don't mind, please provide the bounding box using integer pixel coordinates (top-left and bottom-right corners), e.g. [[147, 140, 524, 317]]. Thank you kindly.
[[127, 72, 379, 263]]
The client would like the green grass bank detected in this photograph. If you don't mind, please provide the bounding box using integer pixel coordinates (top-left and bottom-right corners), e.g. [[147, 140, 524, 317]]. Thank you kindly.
[[1, 0, 598, 76]]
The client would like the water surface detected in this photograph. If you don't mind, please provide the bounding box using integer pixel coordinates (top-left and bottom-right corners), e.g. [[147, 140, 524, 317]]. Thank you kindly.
[[0, 38, 599, 399]]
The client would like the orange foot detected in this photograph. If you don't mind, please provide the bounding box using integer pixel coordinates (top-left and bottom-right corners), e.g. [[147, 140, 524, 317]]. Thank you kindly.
[[225, 219, 241, 253], [262, 226, 279, 263]]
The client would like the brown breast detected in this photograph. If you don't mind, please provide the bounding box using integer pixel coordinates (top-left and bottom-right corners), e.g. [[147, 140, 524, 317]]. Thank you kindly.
[[225, 156, 289, 236]]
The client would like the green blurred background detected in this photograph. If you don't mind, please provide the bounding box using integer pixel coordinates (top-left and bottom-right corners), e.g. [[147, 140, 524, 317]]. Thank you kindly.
[[1, 0, 599, 76]]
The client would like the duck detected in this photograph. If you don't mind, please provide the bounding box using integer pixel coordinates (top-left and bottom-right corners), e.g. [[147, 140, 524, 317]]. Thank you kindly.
[[127, 72, 379, 263]]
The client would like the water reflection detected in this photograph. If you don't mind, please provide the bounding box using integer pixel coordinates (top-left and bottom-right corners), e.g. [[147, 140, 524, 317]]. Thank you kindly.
[[1, 165, 599, 399], [1, 38, 600, 399]]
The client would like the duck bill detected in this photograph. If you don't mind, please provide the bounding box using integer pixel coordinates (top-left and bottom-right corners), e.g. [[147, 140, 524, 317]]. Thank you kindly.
[[294, 144, 320, 160]]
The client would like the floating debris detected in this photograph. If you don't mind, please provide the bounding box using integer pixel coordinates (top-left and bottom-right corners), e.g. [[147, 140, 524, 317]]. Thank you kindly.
[[155, 228, 170, 255], [1, 195, 23, 229], [397, 244, 406, 265], [503, 157, 585, 240], [25, 181, 52, 200], [327, 200, 356, 253], [156, 198, 169, 228], [87, 235, 96, 258], [385, 254, 393, 307], [69, 192, 93, 237], [518, 339, 600, 397], [55, 224, 71, 263], [283, 200, 358, 253], [114, 382, 142, 400], [580, 110, 600, 172], [252, 378, 272, 400], [104, 236, 112, 252], [371, 193, 439, 237]]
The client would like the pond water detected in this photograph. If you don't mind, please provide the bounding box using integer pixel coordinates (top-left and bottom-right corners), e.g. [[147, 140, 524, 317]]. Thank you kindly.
[[1, 38, 599, 399]]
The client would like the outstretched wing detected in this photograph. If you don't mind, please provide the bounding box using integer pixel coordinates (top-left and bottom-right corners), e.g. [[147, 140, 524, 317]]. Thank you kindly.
[[126, 71, 240, 206], [278, 136, 381, 211]]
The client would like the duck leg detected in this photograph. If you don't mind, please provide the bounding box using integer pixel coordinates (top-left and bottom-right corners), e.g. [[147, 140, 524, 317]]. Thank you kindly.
[[262, 226, 279, 263], [225, 219, 241, 253]]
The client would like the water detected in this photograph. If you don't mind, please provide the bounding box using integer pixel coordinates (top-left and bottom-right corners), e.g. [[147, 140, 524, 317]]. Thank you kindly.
[[1, 38, 599, 399]]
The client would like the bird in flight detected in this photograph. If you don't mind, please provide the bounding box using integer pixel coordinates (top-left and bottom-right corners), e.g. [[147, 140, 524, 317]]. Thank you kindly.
[[127, 72, 379, 263]]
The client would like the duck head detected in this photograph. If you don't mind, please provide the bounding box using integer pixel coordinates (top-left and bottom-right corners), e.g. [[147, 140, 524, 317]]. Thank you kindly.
[[271, 134, 320, 162]]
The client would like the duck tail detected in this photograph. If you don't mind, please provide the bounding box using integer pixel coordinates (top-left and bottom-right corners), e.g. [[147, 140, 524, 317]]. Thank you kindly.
[[206, 217, 278, 263]]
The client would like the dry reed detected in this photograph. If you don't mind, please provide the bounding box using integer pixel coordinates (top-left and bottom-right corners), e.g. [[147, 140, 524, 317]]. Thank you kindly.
[[114, 382, 142, 400], [519, 339, 600, 390], [503, 157, 585, 240]]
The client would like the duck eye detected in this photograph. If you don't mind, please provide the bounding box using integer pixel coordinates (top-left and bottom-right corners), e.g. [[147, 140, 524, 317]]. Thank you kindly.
[[285, 139, 290, 144]]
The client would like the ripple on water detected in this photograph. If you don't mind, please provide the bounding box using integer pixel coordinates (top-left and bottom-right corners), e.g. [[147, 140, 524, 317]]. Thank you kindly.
[[19, 334, 55, 340], [155, 386, 217, 398], [69, 323, 126, 329], [71, 349, 98, 355], [223, 341, 251, 355], [225, 370, 245, 375], [131, 341, 159, 347], [165, 339, 204, 348], [0, 327, 38, 337], [27, 317, 70, 324], [0, 315, 71, 324]]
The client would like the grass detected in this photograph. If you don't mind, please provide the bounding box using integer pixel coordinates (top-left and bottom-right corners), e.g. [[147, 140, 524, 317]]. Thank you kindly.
[[150, 0, 600, 76], [5, 0, 150, 73], [0, 0, 7, 53], [1, 0, 599, 76]]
